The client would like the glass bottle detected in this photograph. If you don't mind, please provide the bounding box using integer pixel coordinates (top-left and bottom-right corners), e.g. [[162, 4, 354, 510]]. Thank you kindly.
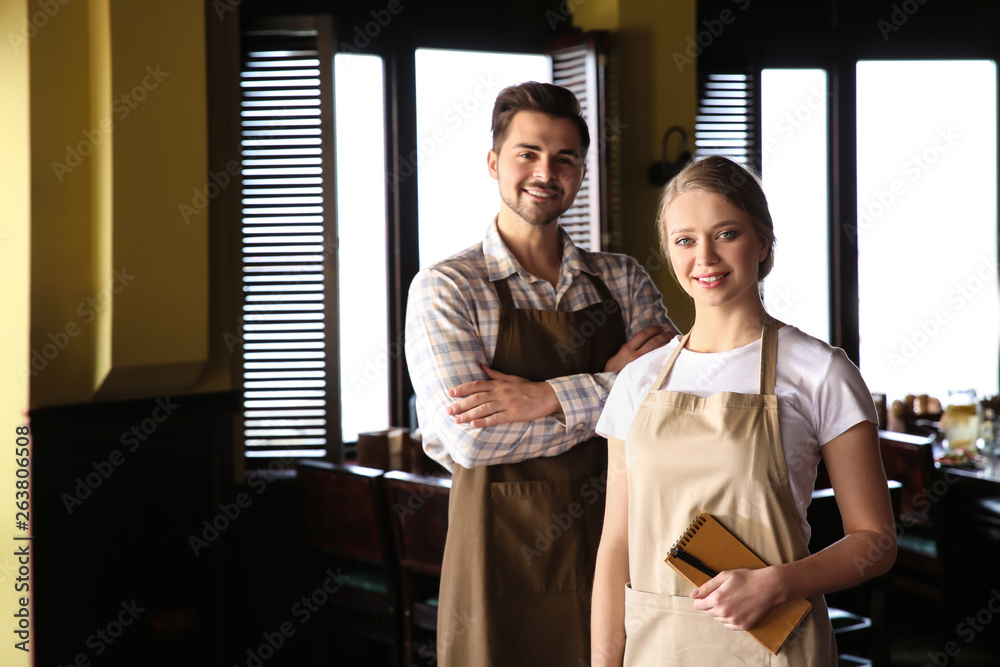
[[942, 389, 980, 455], [982, 407, 998, 459]]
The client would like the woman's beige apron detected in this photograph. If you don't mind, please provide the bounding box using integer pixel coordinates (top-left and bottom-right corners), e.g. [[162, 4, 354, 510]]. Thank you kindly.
[[437, 272, 627, 667], [622, 315, 837, 666]]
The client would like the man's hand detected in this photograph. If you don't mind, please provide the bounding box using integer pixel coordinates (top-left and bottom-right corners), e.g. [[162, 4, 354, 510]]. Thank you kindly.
[[603, 324, 677, 373], [446, 365, 562, 428]]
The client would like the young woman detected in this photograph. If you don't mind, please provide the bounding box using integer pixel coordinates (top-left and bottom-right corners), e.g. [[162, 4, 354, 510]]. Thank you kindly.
[[590, 156, 896, 666]]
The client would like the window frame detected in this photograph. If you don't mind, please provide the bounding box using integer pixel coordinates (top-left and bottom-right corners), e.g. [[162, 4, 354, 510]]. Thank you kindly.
[[231, 7, 611, 460], [696, 1, 1000, 376]]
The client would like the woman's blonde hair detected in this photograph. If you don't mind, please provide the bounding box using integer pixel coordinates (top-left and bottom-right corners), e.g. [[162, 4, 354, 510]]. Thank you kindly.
[[656, 156, 776, 282]]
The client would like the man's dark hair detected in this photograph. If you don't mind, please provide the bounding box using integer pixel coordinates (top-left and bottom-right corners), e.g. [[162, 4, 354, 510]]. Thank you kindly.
[[490, 81, 590, 156]]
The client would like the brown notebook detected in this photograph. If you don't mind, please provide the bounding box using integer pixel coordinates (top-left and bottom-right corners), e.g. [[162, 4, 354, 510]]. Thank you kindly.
[[664, 512, 811, 655]]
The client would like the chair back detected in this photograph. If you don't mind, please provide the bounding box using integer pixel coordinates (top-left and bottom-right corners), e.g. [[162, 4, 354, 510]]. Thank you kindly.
[[296, 459, 388, 563], [878, 430, 937, 526], [294, 459, 401, 663], [383, 471, 451, 576]]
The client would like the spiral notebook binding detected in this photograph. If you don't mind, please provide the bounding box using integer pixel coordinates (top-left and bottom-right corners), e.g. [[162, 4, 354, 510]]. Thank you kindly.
[[669, 513, 707, 552]]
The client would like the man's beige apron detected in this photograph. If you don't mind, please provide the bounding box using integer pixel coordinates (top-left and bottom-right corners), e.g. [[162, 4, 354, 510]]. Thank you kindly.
[[622, 315, 837, 666], [437, 271, 627, 667]]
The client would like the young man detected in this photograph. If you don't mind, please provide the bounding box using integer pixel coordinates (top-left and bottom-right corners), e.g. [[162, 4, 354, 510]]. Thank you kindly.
[[404, 81, 676, 666]]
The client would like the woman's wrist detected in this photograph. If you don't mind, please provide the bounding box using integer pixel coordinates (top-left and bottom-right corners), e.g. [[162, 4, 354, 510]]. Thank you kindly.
[[765, 563, 794, 606]]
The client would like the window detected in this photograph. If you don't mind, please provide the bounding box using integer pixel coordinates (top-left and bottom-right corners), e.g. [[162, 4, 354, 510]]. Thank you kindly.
[[697, 50, 1000, 407], [335, 53, 390, 443], [760, 69, 830, 342], [237, 20, 612, 461], [695, 72, 755, 165], [414, 38, 612, 268], [696, 69, 832, 341], [239, 18, 335, 461], [856, 60, 999, 401], [415, 49, 551, 268]]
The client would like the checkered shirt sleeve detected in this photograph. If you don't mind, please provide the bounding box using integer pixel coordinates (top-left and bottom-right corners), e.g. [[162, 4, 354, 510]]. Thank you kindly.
[[404, 235, 671, 470]]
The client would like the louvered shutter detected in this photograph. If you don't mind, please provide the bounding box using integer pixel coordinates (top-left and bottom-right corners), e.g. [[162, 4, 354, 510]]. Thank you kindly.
[[695, 72, 758, 170], [548, 32, 611, 251], [239, 18, 337, 461]]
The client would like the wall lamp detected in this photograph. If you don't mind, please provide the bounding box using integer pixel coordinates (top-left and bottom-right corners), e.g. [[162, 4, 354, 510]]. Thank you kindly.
[[647, 125, 692, 187]]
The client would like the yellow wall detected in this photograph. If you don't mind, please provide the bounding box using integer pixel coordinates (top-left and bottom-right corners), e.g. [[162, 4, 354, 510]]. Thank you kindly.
[[29, 0, 225, 408], [575, 0, 697, 331], [0, 0, 33, 663], [23, 0, 698, 410], [4, 1, 695, 661]]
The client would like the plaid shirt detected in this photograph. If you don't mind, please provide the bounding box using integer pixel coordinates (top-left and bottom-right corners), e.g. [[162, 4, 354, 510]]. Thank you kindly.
[[405, 219, 671, 470]]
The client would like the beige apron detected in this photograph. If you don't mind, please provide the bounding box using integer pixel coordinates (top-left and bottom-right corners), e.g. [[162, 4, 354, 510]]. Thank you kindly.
[[437, 271, 627, 667], [622, 315, 837, 666]]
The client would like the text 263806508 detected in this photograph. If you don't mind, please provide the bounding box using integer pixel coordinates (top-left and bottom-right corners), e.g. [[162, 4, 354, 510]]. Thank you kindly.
[[14, 425, 31, 653]]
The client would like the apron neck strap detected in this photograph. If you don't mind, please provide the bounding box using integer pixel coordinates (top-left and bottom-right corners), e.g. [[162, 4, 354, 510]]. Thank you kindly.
[[492, 271, 616, 309], [581, 271, 615, 302], [647, 312, 778, 396], [492, 277, 515, 308], [759, 313, 778, 395], [649, 331, 689, 393]]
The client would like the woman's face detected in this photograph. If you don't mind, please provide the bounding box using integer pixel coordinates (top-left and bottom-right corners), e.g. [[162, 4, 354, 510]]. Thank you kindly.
[[663, 190, 768, 314]]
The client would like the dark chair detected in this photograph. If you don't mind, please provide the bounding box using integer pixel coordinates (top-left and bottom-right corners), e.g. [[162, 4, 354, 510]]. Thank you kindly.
[[383, 470, 451, 666], [809, 477, 901, 667], [295, 459, 399, 665], [877, 430, 945, 602], [932, 463, 1000, 656]]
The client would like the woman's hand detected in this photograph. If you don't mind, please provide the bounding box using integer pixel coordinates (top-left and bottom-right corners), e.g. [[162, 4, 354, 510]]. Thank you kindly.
[[690, 567, 784, 631]]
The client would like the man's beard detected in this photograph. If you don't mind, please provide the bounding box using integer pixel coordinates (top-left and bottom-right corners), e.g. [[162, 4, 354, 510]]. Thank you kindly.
[[500, 179, 570, 227]]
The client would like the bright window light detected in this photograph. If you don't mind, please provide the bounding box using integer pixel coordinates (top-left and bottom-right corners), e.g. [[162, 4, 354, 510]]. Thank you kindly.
[[760, 69, 831, 342], [414, 49, 550, 268], [335, 54, 390, 442], [856, 60, 999, 403]]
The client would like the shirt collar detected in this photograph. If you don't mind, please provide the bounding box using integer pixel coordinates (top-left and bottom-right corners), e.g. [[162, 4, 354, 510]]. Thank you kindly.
[[483, 217, 596, 283]]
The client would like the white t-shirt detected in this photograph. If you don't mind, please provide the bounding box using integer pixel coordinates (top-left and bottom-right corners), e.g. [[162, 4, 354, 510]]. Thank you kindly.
[[596, 325, 878, 541]]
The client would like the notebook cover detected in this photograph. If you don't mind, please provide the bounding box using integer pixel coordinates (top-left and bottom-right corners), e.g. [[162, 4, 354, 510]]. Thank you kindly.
[[664, 512, 812, 655]]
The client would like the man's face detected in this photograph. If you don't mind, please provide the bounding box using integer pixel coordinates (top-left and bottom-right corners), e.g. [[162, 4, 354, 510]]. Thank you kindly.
[[487, 110, 586, 228]]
